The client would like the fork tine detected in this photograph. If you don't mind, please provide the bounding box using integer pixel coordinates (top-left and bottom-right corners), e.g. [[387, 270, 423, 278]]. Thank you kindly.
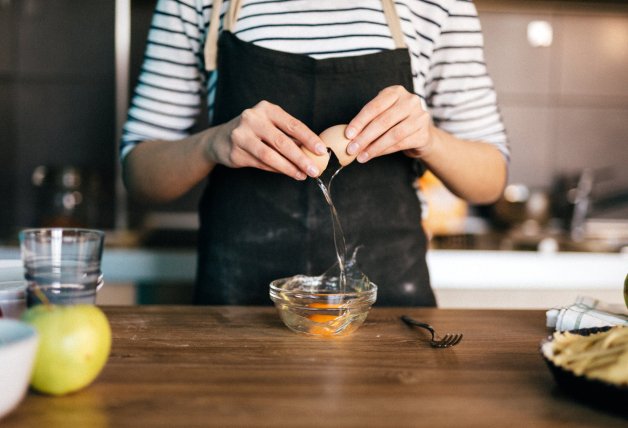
[[444, 334, 462, 347], [441, 335, 457, 347], [438, 334, 451, 344], [434, 334, 462, 348]]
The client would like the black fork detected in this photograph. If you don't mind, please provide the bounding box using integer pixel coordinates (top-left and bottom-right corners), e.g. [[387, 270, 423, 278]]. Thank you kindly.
[[401, 315, 463, 348]]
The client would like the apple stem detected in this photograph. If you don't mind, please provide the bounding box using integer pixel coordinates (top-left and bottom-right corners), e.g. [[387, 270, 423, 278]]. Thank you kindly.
[[32, 284, 52, 308]]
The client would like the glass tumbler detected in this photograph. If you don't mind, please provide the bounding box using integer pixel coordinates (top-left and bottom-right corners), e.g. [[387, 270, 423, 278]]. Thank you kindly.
[[19, 228, 105, 306]]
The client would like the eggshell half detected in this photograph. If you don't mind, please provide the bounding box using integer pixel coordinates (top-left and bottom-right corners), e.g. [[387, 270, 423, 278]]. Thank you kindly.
[[300, 124, 356, 177], [319, 125, 357, 166], [302, 146, 330, 175]]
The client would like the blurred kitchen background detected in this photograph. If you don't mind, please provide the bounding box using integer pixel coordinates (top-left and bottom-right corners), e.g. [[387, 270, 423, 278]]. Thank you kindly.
[[0, 0, 627, 307]]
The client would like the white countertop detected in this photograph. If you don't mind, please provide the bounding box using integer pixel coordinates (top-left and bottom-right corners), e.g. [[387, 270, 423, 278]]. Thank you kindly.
[[427, 250, 627, 290], [3, 247, 626, 308], [2, 246, 626, 290]]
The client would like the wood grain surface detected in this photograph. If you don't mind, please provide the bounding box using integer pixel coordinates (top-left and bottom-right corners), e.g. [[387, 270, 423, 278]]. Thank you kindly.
[[3, 306, 626, 427]]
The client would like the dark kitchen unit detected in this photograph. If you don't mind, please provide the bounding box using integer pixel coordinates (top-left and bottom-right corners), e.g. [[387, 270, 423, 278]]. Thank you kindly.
[[0, 0, 204, 245], [0, 0, 116, 237]]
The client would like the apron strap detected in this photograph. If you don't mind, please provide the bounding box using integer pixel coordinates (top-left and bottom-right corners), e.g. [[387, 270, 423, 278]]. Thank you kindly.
[[382, 0, 406, 49], [204, 0, 223, 71], [204, 0, 405, 71], [224, 0, 243, 32]]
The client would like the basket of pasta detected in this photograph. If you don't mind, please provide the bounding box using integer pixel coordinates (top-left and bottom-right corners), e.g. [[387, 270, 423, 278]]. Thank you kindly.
[[540, 325, 628, 415]]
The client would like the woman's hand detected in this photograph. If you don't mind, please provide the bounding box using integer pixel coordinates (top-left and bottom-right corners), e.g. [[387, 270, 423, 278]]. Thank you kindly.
[[208, 100, 327, 180], [344, 85, 436, 163]]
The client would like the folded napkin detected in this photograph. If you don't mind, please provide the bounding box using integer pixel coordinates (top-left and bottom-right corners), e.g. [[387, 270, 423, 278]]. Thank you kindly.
[[546, 296, 628, 331]]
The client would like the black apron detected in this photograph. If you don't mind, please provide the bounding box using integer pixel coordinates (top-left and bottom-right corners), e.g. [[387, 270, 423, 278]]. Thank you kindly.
[[196, 0, 435, 307]]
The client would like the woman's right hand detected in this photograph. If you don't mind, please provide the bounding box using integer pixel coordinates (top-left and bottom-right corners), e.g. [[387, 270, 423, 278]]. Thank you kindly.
[[207, 100, 328, 180]]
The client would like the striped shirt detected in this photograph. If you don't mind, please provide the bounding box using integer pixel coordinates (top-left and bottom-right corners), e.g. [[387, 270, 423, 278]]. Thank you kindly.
[[121, 0, 509, 162]]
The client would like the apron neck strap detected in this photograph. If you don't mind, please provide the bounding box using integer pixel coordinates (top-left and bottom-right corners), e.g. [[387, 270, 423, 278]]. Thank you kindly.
[[382, 0, 406, 49], [204, 0, 405, 71], [224, 0, 243, 32], [204, 0, 223, 71]]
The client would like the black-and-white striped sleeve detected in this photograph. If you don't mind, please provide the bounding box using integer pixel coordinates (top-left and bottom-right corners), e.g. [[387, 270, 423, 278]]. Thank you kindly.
[[426, 0, 509, 160], [120, 0, 206, 160]]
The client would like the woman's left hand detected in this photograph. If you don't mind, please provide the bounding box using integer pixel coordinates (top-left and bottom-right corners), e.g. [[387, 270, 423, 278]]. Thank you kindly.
[[344, 85, 436, 163]]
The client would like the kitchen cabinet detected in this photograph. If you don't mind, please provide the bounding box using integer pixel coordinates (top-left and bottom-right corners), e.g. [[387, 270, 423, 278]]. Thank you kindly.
[[0, 0, 116, 235], [0, 0, 14, 73], [0, 1, 16, 238], [15, 0, 112, 76], [0, 81, 16, 238]]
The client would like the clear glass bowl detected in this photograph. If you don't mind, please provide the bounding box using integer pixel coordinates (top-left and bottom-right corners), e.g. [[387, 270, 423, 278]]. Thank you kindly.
[[269, 274, 377, 337]]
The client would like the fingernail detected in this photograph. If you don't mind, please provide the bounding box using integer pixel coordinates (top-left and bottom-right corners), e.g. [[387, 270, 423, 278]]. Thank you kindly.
[[314, 143, 327, 155], [307, 165, 320, 177], [357, 152, 369, 163], [296, 172, 307, 181], [346, 126, 357, 139], [347, 142, 359, 155]]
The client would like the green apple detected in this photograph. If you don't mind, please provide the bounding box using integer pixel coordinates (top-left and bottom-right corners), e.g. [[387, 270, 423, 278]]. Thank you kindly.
[[624, 273, 627, 309], [21, 304, 111, 396]]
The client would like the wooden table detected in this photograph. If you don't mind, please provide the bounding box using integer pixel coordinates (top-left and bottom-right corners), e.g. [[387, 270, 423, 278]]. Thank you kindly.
[[4, 306, 626, 427]]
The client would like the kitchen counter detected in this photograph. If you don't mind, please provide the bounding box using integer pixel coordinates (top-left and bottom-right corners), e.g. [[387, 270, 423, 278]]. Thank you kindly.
[[1, 246, 626, 286], [3, 306, 625, 427], [2, 247, 626, 307], [427, 249, 627, 308]]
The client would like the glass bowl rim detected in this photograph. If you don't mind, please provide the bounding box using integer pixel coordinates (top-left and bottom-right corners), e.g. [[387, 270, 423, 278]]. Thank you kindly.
[[270, 275, 377, 295]]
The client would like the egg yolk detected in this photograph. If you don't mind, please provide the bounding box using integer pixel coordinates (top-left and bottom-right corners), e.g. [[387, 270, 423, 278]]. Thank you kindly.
[[307, 302, 343, 335]]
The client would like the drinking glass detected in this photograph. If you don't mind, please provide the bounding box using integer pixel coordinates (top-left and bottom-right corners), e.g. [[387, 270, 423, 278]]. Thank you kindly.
[[19, 228, 105, 306]]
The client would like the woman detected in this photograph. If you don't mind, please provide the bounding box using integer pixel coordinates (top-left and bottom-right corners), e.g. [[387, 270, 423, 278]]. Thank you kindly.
[[121, 0, 509, 306]]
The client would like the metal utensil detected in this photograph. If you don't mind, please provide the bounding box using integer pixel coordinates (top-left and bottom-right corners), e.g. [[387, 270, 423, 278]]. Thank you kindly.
[[401, 315, 463, 348]]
